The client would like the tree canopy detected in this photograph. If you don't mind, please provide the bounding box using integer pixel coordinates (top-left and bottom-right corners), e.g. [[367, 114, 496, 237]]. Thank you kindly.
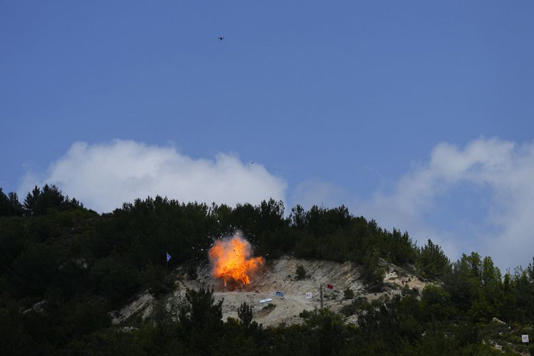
[[1, 186, 534, 355]]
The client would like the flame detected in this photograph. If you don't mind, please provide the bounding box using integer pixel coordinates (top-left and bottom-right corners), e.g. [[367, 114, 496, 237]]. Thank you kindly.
[[208, 234, 264, 286]]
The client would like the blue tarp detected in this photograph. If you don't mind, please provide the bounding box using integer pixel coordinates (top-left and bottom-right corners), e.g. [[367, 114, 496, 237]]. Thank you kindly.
[[275, 291, 284, 297]]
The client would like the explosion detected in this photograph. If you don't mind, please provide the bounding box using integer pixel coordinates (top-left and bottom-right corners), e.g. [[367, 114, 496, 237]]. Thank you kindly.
[[208, 233, 264, 287]]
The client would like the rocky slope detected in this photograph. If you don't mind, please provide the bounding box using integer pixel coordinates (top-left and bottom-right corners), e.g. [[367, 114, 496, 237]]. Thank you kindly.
[[111, 256, 428, 327]]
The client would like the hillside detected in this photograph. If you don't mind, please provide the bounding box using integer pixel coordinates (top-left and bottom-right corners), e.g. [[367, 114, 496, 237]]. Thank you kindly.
[[112, 257, 427, 327], [1, 186, 534, 355]]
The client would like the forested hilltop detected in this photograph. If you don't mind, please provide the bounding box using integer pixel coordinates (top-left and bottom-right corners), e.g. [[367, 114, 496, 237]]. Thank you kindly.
[[1, 185, 534, 355]]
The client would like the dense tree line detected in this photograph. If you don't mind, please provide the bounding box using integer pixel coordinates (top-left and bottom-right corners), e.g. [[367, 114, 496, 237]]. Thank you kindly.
[[6, 286, 530, 355], [1, 186, 534, 355], [0, 185, 82, 218]]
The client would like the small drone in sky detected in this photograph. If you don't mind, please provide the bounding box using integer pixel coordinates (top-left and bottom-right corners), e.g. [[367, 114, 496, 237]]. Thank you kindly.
[[217, 34, 224, 41]]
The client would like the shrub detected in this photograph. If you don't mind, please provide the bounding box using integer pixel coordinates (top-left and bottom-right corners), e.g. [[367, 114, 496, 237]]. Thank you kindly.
[[187, 264, 198, 280], [296, 265, 306, 280], [237, 302, 253, 326], [340, 303, 357, 316]]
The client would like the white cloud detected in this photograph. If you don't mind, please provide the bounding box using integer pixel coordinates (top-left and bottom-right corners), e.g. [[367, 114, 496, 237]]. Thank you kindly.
[[359, 138, 534, 270], [19, 140, 286, 213], [17, 137, 534, 270]]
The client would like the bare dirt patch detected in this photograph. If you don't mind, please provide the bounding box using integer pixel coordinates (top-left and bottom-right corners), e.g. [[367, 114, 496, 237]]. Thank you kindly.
[[113, 256, 429, 327]]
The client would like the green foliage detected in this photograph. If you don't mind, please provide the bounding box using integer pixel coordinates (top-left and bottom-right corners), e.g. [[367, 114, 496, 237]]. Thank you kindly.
[[90, 257, 140, 307], [237, 302, 253, 327], [262, 303, 276, 312], [421, 285, 455, 321], [296, 265, 306, 280], [142, 264, 173, 296], [23, 185, 82, 216], [361, 249, 385, 288], [417, 239, 450, 279], [8, 245, 58, 297], [179, 286, 223, 330], [343, 287, 354, 299], [177, 286, 225, 354], [340, 296, 370, 316], [300, 308, 349, 355], [0, 189, 23, 217], [186, 264, 197, 280], [2, 186, 534, 355]]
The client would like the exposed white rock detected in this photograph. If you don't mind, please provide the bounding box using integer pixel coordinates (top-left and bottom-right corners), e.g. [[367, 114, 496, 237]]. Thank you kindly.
[[111, 292, 154, 325], [111, 257, 429, 327]]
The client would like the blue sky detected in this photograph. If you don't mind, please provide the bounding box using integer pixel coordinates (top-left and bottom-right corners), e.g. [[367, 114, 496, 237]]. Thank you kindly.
[[1, 1, 534, 269]]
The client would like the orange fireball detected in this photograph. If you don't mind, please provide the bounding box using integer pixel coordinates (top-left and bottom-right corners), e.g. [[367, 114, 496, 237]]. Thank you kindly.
[[208, 235, 264, 286]]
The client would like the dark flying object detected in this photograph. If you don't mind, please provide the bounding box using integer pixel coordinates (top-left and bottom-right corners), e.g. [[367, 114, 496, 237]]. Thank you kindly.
[[217, 35, 224, 40]]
